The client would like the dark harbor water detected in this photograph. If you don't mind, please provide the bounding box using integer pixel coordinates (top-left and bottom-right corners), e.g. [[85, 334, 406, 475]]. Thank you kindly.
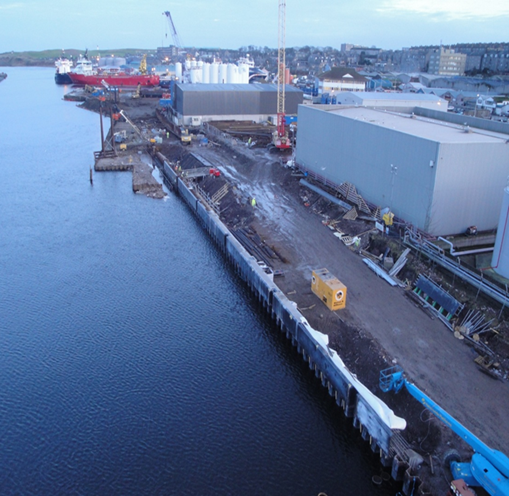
[[0, 68, 398, 495]]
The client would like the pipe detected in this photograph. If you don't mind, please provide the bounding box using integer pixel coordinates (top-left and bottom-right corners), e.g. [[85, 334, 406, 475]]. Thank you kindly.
[[438, 236, 494, 256], [485, 203, 509, 270], [405, 230, 509, 307]]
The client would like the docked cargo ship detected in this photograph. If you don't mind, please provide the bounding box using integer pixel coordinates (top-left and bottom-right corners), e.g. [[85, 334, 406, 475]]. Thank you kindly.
[[54, 58, 73, 84], [68, 54, 159, 87], [68, 71, 160, 87]]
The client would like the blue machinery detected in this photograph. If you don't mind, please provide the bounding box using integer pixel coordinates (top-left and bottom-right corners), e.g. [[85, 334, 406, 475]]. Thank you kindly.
[[380, 366, 509, 496]]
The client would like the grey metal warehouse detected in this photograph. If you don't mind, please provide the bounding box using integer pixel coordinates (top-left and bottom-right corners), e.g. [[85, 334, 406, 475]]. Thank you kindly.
[[174, 83, 303, 126], [295, 105, 509, 236]]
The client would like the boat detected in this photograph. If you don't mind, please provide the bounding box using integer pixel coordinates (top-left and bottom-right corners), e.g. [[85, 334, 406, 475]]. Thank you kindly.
[[68, 54, 160, 87], [72, 55, 95, 76], [54, 58, 73, 84], [68, 71, 160, 88]]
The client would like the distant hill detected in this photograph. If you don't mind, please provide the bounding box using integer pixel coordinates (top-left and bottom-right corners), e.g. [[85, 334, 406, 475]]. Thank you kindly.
[[0, 49, 156, 67]]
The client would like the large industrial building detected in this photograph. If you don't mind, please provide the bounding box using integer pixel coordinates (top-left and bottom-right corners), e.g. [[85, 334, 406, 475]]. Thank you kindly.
[[296, 105, 509, 236], [173, 83, 303, 126], [333, 92, 448, 113]]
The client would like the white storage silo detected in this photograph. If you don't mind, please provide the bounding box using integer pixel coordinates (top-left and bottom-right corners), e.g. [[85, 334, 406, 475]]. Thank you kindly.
[[190, 59, 197, 68], [210, 63, 219, 84], [491, 181, 509, 278], [227, 63, 238, 84], [219, 64, 227, 84], [175, 62, 182, 81], [202, 63, 210, 84], [190, 67, 203, 84], [238, 63, 250, 84]]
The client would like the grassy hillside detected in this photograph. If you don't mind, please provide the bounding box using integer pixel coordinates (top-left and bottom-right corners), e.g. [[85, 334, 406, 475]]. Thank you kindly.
[[0, 49, 156, 66]]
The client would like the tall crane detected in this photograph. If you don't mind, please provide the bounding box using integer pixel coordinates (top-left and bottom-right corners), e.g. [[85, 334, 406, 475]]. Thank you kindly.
[[163, 11, 181, 57], [271, 0, 291, 151]]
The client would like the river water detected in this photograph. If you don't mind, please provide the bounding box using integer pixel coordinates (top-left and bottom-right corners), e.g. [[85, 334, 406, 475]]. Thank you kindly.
[[0, 67, 398, 495]]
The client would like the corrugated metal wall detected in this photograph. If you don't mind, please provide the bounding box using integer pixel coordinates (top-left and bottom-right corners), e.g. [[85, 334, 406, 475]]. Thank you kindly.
[[432, 142, 509, 234], [296, 105, 439, 232], [296, 105, 509, 235], [175, 84, 302, 116]]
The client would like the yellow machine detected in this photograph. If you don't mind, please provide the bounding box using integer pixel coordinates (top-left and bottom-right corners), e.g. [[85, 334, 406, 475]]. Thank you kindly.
[[180, 128, 191, 145], [139, 54, 147, 75], [311, 268, 347, 311]]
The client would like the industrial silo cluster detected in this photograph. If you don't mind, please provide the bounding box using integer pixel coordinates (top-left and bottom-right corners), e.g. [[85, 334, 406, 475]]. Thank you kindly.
[[175, 60, 250, 84]]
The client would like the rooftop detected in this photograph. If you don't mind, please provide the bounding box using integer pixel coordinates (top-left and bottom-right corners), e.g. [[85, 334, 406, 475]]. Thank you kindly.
[[343, 92, 445, 102], [176, 83, 303, 93], [322, 106, 509, 144], [316, 67, 366, 82]]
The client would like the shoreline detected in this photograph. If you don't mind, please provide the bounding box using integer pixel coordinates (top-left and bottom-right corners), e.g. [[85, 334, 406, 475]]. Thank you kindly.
[[90, 94, 509, 496]]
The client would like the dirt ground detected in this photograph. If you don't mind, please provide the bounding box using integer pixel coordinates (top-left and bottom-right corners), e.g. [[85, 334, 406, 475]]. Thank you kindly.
[[93, 94, 509, 495]]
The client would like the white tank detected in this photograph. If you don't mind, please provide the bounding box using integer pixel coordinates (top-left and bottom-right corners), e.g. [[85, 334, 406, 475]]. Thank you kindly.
[[185, 59, 191, 70], [175, 62, 182, 82], [238, 63, 250, 84], [190, 59, 197, 68], [202, 63, 210, 84], [219, 64, 227, 84], [227, 63, 238, 84], [190, 67, 202, 84], [491, 180, 509, 278], [210, 63, 219, 84]]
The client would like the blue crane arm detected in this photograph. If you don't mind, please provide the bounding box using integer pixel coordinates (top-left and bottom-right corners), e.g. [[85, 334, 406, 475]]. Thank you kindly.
[[404, 380, 509, 480], [380, 366, 509, 495]]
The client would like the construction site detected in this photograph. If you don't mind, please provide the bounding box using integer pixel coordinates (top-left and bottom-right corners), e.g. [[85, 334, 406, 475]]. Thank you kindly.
[[77, 3, 509, 495], [81, 81, 509, 494]]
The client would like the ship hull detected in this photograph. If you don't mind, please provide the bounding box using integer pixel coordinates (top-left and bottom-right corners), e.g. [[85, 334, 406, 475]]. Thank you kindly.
[[55, 72, 73, 85], [68, 73, 160, 87]]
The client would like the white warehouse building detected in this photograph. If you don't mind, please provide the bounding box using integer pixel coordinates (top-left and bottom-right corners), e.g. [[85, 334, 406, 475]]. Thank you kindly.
[[295, 105, 509, 236], [334, 92, 448, 113]]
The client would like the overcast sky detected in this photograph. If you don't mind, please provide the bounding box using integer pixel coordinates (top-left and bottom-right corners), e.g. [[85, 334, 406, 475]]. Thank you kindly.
[[1, 0, 508, 53]]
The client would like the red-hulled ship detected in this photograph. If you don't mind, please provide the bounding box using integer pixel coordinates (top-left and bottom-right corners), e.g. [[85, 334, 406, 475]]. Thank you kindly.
[[68, 71, 160, 87], [68, 54, 159, 87]]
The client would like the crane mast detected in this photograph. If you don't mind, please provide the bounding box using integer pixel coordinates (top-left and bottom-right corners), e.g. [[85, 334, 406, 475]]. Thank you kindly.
[[273, 0, 291, 150], [163, 11, 181, 56], [277, 0, 286, 130]]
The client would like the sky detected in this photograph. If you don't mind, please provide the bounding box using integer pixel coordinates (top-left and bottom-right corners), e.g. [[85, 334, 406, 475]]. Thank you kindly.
[[1, 0, 508, 53]]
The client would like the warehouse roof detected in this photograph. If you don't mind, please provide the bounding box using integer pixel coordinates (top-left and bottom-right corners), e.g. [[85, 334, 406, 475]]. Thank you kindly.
[[324, 106, 509, 144], [176, 83, 303, 93], [316, 67, 366, 82], [341, 92, 446, 103]]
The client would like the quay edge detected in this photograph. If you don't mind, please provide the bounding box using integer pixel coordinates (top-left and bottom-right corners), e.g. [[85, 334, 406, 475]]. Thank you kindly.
[[152, 151, 429, 494]]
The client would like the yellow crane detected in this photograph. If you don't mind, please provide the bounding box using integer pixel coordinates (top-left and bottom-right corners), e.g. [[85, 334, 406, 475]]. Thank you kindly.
[[139, 54, 147, 75]]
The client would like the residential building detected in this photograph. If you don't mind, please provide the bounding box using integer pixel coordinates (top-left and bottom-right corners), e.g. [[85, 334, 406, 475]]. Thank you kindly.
[[428, 48, 467, 76], [315, 67, 366, 95]]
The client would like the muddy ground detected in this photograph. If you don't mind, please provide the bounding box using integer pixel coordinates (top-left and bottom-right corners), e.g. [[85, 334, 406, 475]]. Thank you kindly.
[[88, 94, 508, 495]]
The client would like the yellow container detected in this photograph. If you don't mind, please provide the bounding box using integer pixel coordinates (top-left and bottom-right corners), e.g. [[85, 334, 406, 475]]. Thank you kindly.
[[119, 143, 127, 151], [311, 268, 347, 311]]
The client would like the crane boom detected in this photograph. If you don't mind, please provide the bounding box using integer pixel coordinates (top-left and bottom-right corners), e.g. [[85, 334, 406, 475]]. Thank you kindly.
[[271, 0, 291, 151], [163, 11, 181, 53], [277, 0, 286, 121], [380, 366, 509, 496]]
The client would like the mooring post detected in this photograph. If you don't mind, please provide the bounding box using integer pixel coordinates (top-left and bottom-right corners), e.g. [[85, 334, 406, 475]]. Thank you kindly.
[[99, 104, 104, 152]]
